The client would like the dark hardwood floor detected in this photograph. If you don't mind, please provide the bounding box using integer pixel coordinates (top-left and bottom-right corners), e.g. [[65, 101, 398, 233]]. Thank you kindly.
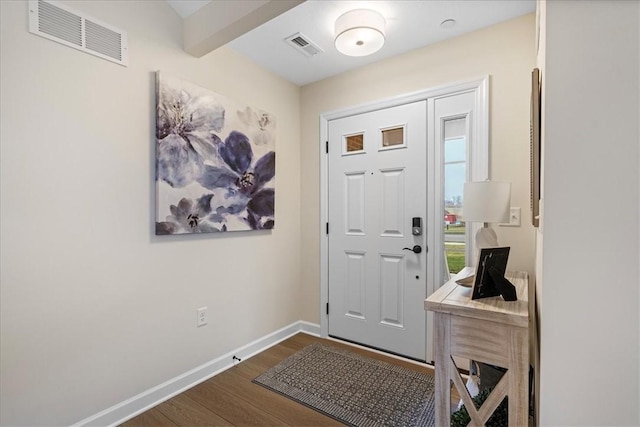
[[120, 333, 436, 426]]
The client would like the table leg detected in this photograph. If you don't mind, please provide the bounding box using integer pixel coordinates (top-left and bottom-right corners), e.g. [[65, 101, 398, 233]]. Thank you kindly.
[[508, 326, 529, 426], [434, 312, 451, 426]]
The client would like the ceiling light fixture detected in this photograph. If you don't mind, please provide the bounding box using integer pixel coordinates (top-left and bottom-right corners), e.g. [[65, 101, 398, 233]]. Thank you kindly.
[[334, 9, 386, 57]]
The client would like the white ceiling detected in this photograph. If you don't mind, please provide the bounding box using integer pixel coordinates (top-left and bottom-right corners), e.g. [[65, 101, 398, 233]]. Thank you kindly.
[[166, 0, 211, 19], [168, 0, 535, 86]]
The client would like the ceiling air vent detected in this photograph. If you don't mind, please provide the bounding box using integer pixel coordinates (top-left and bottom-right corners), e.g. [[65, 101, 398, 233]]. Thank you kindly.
[[285, 32, 323, 58], [29, 0, 128, 66]]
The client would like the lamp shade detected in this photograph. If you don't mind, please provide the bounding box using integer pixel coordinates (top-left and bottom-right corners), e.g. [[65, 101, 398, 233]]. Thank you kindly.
[[463, 181, 511, 223], [335, 9, 385, 57]]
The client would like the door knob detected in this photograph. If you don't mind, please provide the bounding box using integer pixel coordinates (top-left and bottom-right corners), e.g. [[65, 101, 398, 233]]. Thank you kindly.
[[402, 245, 422, 254]]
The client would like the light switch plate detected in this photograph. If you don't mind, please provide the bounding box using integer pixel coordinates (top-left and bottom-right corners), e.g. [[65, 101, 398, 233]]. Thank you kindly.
[[197, 307, 208, 327], [500, 207, 521, 227]]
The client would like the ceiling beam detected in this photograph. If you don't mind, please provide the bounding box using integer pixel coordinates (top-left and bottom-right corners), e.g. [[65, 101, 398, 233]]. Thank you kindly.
[[184, 0, 304, 58]]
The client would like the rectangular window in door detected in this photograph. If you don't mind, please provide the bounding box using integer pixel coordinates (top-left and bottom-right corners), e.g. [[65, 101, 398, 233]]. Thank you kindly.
[[443, 118, 467, 274]]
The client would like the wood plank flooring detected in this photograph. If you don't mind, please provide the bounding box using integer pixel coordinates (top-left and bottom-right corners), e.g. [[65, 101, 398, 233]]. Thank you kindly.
[[120, 333, 437, 427]]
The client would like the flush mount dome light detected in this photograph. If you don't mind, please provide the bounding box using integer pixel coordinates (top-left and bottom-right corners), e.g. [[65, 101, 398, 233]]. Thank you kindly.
[[334, 9, 386, 57]]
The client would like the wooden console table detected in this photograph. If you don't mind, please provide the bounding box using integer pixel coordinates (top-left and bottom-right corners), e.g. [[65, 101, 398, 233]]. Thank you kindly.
[[425, 267, 529, 426]]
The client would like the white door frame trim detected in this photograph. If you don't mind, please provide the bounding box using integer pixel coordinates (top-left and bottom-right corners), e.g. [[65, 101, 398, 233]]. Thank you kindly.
[[319, 76, 490, 360]]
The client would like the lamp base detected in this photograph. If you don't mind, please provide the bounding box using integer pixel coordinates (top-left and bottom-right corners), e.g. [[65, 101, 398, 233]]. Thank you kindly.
[[475, 226, 499, 249]]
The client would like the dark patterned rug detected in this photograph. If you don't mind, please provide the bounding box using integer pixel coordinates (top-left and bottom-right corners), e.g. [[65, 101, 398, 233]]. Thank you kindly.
[[253, 342, 435, 427]]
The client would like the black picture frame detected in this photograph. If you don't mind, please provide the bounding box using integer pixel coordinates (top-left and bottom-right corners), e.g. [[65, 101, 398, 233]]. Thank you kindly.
[[471, 247, 511, 300]]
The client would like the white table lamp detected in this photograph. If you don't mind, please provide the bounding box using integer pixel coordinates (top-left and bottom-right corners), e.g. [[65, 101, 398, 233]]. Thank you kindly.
[[463, 181, 511, 249]]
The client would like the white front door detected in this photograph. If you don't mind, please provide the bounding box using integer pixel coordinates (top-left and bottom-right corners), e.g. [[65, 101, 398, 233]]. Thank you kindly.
[[327, 101, 427, 361]]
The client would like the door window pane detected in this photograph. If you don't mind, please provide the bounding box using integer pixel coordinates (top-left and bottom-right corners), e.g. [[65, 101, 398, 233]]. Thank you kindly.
[[381, 127, 404, 147], [443, 119, 467, 274], [445, 137, 465, 163], [345, 134, 364, 152]]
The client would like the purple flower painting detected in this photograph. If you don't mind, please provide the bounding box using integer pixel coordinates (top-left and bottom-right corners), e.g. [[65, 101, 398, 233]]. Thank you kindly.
[[155, 72, 276, 235]]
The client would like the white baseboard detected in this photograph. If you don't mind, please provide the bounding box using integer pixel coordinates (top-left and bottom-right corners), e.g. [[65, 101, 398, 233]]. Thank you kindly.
[[73, 320, 321, 427]]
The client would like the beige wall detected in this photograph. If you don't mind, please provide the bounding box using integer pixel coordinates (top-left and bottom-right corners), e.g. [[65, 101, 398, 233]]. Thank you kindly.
[[0, 4, 545, 424], [538, 1, 639, 424], [300, 14, 537, 323], [0, 1, 301, 425]]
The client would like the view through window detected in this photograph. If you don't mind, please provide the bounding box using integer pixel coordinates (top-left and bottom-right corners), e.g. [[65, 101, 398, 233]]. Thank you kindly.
[[443, 118, 467, 274]]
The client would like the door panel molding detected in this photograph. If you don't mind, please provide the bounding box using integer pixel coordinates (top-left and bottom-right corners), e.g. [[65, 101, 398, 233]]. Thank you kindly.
[[344, 171, 366, 235], [344, 250, 366, 320], [379, 253, 405, 328], [380, 167, 405, 237], [320, 76, 489, 363]]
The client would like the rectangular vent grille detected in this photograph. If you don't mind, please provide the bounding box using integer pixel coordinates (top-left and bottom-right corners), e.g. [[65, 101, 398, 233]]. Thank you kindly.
[[29, 0, 128, 66], [85, 20, 123, 62], [37, 0, 82, 46], [285, 32, 323, 58], [291, 36, 308, 47]]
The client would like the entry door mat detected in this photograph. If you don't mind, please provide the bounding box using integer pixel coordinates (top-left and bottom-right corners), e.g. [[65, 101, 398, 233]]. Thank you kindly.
[[253, 342, 436, 427]]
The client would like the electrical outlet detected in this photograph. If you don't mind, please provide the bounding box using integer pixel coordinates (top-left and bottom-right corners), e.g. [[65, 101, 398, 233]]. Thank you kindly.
[[500, 207, 521, 227], [196, 307, 208, 327]]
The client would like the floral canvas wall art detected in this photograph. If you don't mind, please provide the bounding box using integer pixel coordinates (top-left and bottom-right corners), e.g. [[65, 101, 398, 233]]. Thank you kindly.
[[155, 72, 276, 234]]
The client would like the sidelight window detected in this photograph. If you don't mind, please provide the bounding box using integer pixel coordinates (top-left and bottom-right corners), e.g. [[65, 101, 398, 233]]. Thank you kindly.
[[443, 118, 467, 274]]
